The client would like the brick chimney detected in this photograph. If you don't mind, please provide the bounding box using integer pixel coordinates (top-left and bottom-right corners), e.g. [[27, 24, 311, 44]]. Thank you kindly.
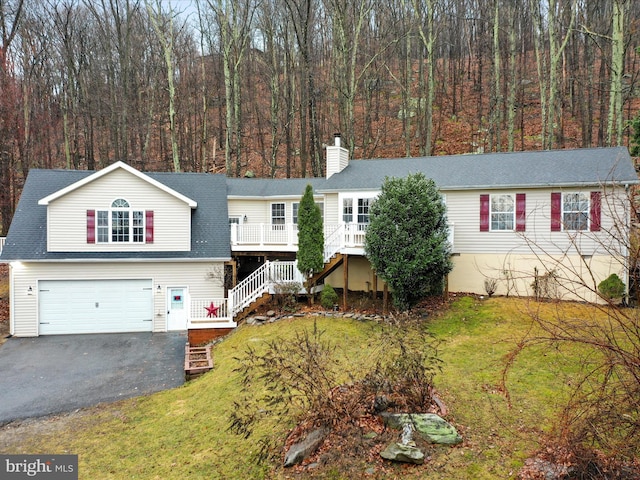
[[326, 133, 349, 178]]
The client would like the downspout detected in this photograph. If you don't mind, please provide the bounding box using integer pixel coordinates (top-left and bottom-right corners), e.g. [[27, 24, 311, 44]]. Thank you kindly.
[[624, 183, 632, 304], [8, 263, 15, 336]]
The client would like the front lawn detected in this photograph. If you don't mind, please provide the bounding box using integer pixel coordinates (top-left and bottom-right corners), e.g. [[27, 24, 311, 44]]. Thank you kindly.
[[0, 297, 609, 478]]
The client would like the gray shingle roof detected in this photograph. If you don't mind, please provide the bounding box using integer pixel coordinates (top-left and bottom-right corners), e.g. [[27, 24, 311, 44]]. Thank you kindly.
[[227, 177, 326, 197], [321, 146, 638, 191], [2, 147, 637, 262], [0, 168, 230, 262]]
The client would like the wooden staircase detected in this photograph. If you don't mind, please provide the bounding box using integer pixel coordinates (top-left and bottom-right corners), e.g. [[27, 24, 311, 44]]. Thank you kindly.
[[308, 253, 345, 287], [229, 261, 305, 322], [184, 343, 213, 379], [230, 254, 346, 323], [233, 292, 272, 323]]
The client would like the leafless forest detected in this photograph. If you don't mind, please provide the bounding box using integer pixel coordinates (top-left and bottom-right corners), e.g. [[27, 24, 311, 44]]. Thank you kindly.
[[1, 0, 639, 234]]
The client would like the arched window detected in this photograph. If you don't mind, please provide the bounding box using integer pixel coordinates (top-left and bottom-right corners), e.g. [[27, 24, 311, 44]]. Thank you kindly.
[[90, 199, 152, 244]]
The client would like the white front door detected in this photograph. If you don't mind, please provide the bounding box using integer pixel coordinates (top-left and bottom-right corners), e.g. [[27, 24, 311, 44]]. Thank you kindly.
[[167, 287, 188, 331]]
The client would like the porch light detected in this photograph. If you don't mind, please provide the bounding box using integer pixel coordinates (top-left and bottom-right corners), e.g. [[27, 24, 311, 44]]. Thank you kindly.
[[157, 285, 161, 294], [243, 215, 248, 222], [27, 286, 33, 295]]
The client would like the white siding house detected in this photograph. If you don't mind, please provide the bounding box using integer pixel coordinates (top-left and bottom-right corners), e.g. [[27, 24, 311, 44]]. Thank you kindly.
[[1, 162, 233, 338], [1, 144, 637, 340], [226, 141, 638, 303]]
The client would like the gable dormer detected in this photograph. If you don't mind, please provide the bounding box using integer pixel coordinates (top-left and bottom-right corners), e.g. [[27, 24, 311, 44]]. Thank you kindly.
[[38, 162, 197, 253]]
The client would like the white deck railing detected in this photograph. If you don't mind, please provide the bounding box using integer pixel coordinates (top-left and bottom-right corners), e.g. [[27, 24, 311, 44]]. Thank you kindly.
[[228, 260, 304, 317], [191, 221, 455, 328], [231, 223, 299, 247], [231, 223, 368, 253], [190, 298, 230, 320], [324, 224, 344, 261], [187, 298, 236, 329], [231, 222, 454, 255]]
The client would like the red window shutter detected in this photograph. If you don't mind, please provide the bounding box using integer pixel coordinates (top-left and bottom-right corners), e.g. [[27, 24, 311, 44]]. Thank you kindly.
[[480, 194, 489, 231], [551, 193, 562, 232], [145, 210, 154, 243], [515, 193, 526, 232], [87, 210, 96, 244], [590, 191, 601, 232]]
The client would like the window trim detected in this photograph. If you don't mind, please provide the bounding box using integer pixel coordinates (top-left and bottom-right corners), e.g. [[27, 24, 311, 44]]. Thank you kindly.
[[271, 202, 286, 226], [89, 199, 152, 244], [489, 194, 515, 231], [480, 193, 526, 232], [551, 191, 601, 232]]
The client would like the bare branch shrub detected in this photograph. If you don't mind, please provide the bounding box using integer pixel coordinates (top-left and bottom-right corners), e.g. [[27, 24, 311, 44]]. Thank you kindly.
[[228, 321, 442, 464], [205, 264, 226, 286], [362, 325, 442, 413], [530, 267, 560, 301], [517, 302, 640, 473], [484, 277, 498, 297], [228, 321, 341, 462], [272, 281, 302, 312], [502, 269, 516, 297]]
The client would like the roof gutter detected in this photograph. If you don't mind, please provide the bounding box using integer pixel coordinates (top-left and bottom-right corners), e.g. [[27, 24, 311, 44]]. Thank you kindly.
[[318, 180, 640, 194], [4, 257, 232, 263]]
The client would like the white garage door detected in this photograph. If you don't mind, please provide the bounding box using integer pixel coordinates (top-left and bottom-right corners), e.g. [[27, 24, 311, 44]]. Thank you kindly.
[[39, 279, 154, 335]]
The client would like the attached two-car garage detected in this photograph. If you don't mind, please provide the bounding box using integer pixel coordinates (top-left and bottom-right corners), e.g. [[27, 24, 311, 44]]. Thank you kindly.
[[38, 279, 154, 335]]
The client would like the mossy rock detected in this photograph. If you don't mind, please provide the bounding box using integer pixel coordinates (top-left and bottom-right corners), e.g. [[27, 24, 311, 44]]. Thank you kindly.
[[380, 413, 462, 445], [380, 442, 425, 464]]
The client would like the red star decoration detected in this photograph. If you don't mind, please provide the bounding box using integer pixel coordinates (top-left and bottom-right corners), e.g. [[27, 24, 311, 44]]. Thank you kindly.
[[204, 302, 219, 318]]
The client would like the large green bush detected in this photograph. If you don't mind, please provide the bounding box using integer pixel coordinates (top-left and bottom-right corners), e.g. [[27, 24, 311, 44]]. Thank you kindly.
[[365, 173, 452, 310]]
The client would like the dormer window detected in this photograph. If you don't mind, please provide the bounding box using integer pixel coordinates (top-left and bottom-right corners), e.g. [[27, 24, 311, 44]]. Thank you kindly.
[[87, 200, 154, 244]]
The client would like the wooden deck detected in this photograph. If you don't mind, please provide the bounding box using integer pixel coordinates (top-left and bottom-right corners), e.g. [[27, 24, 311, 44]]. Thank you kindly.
[[187, 327, 234, 346]]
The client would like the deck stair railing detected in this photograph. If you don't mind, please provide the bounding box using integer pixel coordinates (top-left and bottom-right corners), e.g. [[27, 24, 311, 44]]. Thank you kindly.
[[197, 221, 456, 323], [229, 260, 304, 317], [323, 224, 344, 262], [229, 223, 367, 319]]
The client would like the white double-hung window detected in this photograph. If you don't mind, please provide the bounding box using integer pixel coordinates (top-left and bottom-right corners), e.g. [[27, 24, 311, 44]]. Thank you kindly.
[[342, 198, 353, 223], [271, 202, 285, 229], [490, 194, 515, 231], [562, 193, 589, 231], [480, 193, 526, 232]]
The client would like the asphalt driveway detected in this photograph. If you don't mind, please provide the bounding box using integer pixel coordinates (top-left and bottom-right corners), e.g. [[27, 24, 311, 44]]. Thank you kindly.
[[0, 332, 187, 424]]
